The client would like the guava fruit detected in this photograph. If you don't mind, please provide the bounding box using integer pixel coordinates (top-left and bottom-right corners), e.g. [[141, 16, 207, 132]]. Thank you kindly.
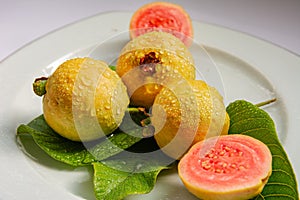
[[151, 79, 229, 159], [129, 2, 193, 46], [178, 134, 272, 200], [116, 31, 195, 108], [42, 57, 129, 141]]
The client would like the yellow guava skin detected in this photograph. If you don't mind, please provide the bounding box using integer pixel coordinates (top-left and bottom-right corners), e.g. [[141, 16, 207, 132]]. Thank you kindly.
[[178, 135, 272, 200], [151, 79, 229, 159], [116, 31, 195, 108], [43, 57, 129, 142]]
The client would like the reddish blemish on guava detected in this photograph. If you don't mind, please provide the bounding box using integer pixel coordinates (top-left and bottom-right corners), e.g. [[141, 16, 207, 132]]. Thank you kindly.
[[139, 52, 161, 75]]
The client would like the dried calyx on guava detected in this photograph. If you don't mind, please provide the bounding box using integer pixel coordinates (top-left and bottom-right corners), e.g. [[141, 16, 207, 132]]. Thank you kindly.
[[33, 57, 129, 142], [116, 31, 195, 108], [178, 134, 272, 200], [129, 1, 193, 46], [151, 79, 229, 159]]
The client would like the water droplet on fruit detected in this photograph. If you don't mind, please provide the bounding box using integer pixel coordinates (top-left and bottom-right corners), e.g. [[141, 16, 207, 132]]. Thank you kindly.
[[104, 104, 111, 110], [116, 108, 121, 115]]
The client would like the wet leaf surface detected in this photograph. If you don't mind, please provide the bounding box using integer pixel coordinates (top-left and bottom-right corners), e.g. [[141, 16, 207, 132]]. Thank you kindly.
[[227, 100, 299, 199]]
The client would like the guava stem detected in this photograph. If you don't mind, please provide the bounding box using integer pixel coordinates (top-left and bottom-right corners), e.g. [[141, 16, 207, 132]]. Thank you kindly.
[[109, 65, 116, 71], [255, 98, 277, 107], [127, 107, 150, 116], [126, 107, 141, 113], [126, 107, 152, 127], [33, 77, 48, 96]]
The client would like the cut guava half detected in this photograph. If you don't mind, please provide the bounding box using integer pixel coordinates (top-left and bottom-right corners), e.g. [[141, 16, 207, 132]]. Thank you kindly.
[[129, 2, 193, 46], [178, 134, 272, 200]]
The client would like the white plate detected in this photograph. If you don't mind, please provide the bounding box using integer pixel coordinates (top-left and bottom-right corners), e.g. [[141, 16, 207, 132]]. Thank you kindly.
[[0, 12, 299, 199]]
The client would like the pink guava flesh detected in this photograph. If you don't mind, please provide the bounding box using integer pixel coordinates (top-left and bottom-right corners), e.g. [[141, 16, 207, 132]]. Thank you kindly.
[[129, 2, 193, 46], [178, 134, 272, 200]]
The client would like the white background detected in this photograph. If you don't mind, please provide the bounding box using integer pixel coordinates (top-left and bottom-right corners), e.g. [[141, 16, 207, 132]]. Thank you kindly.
[[1, 0, 300, 61]]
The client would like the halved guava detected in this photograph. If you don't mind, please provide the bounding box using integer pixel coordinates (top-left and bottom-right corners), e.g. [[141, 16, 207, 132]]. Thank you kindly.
[[129, 2, 193, 46], [178, 134, 272, 200]]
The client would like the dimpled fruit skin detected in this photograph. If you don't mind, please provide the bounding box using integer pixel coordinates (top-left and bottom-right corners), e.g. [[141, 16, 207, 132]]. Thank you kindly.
[[178, 135, 272, 200], [129, 1, 193, 46], [116, 31, 195, 108], [152, 80, 229, 159], [43, 57, 129, 141]]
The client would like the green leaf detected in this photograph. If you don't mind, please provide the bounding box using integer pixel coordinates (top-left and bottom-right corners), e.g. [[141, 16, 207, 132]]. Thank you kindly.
[[17, 116, 92, 166], [226, 100, 299, 199], [17, 115, 142, 166], [17, 114, 173, 200], [92, 154, 171, 200]]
